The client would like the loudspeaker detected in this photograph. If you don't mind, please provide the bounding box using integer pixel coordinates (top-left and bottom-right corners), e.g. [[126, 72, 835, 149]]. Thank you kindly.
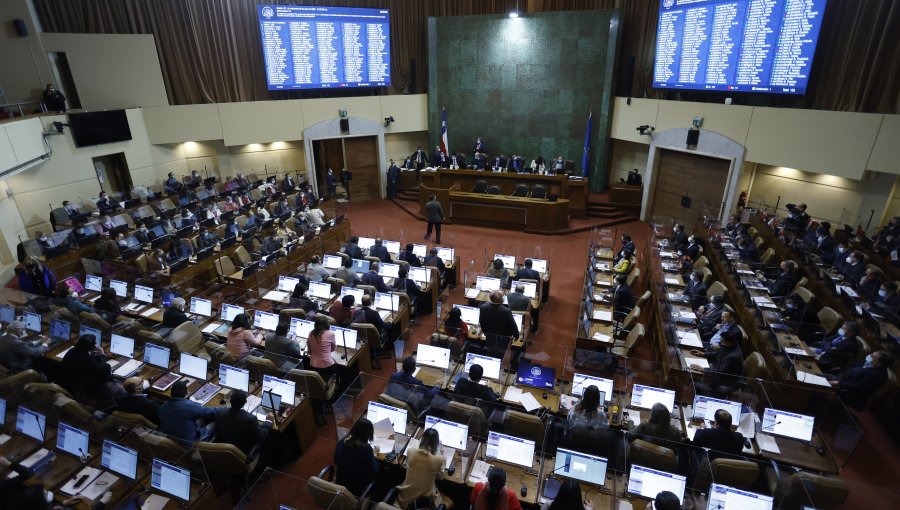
[[681, 196, 692, 208], [13, 19, 28, 37], [617, 56, 635, 96], [686, 128, 700, 147], [339, 118, 349, 133], [408, 58, 417, 93]]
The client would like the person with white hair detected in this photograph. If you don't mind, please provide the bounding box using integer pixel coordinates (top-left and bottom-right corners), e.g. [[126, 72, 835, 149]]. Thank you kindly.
[[0, 320, 48, 373], [163, 297, 190, 328]]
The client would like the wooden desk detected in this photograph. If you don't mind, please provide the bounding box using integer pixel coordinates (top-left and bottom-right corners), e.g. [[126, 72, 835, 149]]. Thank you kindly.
[[470, 445, 543, 506], [607, 184, 643, 208], [448, 192, 570, 234]]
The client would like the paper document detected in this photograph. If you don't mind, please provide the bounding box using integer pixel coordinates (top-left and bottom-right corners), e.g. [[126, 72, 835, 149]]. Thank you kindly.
[[737, 412, 758, 439], [756, 433, 780, 454], [262, 290, 289, 301], [660, 251, 676, 258], [592, 310, 612, 322], [60, 466, 102, 496], [0, 434, 10, 445], [519, 391, 541, 412], [673, 311, 696, 320], [141, 307, 160, 317], [683, 356, 709, 370], [141, 495, 171, 510], [685, 425, 699, 441], [796, 370, 831, 387], [80, 471, 119, 500], [125, 303, 143, 312], [783, 347, 809, 357], [504, 386, 524, 403], [839, 286, 858, 298], [677, 330, 703, 348], [465, 288, 480, 299], [592, 332, 612, 343], [469, 459, 491, 484], [665, 277, 681, 285], [737, 269, 755, 275], [202, 322, 222, 334], [595, 279, 612, 287], [55, 346, 73, 359]]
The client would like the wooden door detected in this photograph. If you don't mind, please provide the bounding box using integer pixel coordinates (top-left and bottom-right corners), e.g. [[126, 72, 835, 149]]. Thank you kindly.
[[649, 150, 730, 231], [343, 136, 379, 200], [313, 139, 345, 197]]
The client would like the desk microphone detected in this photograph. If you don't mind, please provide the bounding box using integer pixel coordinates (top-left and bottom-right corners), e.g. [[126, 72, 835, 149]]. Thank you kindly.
[[78, 448, 91, 463]]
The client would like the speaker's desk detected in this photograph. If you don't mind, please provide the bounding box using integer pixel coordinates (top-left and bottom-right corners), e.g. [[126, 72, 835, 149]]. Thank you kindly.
[[447, 192, 570, 234]]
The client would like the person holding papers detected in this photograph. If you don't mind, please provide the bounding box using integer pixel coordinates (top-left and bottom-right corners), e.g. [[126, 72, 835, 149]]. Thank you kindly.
[[397, 428, 451, 509], [266, 322, 302, 359], [816, 322, 860, 374], [486, 259, 510, 289], [215, 389, 271, 457], [162, 297, 190, 328], [455, 363, 498, 403], [567, 385, 609, 439], [690, 327, 744, 397], [470, 466, 521, 510], [160, 380, 220, 447], [226, 313, 264, 357], [117, 376, 161, 426], [628, 403, 683, 445], [690, 409, 744, 460], [334, 418, 380, 497], [308, 316, 337, 380]]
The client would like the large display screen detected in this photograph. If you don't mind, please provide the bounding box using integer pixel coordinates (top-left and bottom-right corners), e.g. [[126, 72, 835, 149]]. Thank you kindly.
[[653, 0, 828, 94], [258, 4, 391, 90]]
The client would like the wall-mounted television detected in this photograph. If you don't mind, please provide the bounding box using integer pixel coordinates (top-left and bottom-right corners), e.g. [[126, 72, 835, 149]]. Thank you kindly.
[[257, 4, 391, 91], [67, 110, 132, 147], [652, 0, 828, 95]]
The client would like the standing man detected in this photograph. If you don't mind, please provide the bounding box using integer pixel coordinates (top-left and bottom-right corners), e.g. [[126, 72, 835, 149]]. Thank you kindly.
[[387, 159, 400, 199], [473, 137, 486, 154], [424, 194, 444, 245], [341, 168, 352, 198], [412, 146, 428, 179], [326, 168, 337, 198], [42, 84, 66, 112]]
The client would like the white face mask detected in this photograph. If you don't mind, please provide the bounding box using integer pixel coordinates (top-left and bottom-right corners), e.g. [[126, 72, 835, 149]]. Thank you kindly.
[[846, 255, 852, 263], [142, 380, 150, 390], [838, 247, 846, 253]]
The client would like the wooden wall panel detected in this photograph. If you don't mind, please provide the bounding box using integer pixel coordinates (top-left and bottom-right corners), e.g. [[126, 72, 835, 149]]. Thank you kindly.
[[343, 136, 379, 201], [650, 150, 730, 230]]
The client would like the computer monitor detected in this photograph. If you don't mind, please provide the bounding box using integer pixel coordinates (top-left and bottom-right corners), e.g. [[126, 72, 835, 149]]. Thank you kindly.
[[340, 286, 364, 302], [627, 465, 687, 502], [160, 289, 180, 308], [630, 384, 676, 412], [464, 353, 502, 380], [179, 352, 208, 380], [0, 304, 14, 324], [453, 304, 480, 325], [143, 342, 171, 369], [476, 276, 501, 292], [262, 375, 296, 406], [62, 276, 85, 295], [554, 448, 608, 485], [706, 484, 774, 510], [253, 310, 279, 331], [516, 361, 555, 390], [110, 334, 135, 358], [150, 224, 166, 238], [366, 401, 407, 435], [85, 274, 103, 292], [693, 396, 743, 423], [512, 312, 524, 332], [290, 318, 315, 338], [189, 297, 212, 317], [486, 431, 535, 468], [529, 258, 548, 273], [109, 279, 128, 298], [425, 416, 468, 450], [332, 326, 358, 350], [572, 374, 614, 401], [375, 292, 400, 311], [15, 406, 46, 441], [761, 408, 815, 442], [151, 459, 191, 501], [436, 247, 454, 264], [412, 244, 427, 258], [134, 285, 154, 304], [49, 319, 71, 341], [510, 280, 538, 298], [378, 263, 400, 279], [384, 240, 401, 254], [309, 281, 333, 299], [102, 440, 138, 480], [351, 258, 370, 274], [278, 275, 300, 292], [493, 253, 516, 269], [79, 325, 102, 348], [0, 398, 5, 426], [409, 267, 430, 284], [357, 236, 376, 251], [23, 311, 41, 333], [261, 391, 282, 411], [56, 421, 90, 459], [323, 254, 343, 269], [416, 344, 451, 370], [221, 304, 244, 322], [219, 364, 250, 392]]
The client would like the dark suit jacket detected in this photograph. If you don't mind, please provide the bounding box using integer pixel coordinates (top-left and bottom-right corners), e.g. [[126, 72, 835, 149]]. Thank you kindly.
[[684, 280, 708, 309], [423, 254, 446, 274], [117, 394, 161, 425], [767, 272, 795, 297], [163, 308, 190, 328], [360, 271, 388, 293], [215, 408, 262, 455], [682, 243, 700, 260], [613, 284, 635, 316], [353, 306, 389, 334], [515, 267, 541, 281], [839, 365, 889, 409], [698, 305, 725, 334], [455, 377, 498, 403], [58, 348, 111, 399], [506, 292, 530, 312], [692, 426, 744, 459], [344, 242, 363, 260], [369, 245, 392, 262], [842, 263, 865, 285], [398, 250, 422, 267], [783, 303, 820, 342], [704, 345, 744, 388], [670, 231, 688, 251], [818, 335, 859, 373], [478, 302, 519, 339], [816, 236, 837, 262]]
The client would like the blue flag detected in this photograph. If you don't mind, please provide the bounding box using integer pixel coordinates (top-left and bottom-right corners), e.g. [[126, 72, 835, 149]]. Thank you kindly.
[[582, 110, 592, 177]]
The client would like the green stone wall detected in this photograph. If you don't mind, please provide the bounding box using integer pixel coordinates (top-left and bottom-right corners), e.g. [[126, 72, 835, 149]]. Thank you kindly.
[[427, 10, 620, 191]]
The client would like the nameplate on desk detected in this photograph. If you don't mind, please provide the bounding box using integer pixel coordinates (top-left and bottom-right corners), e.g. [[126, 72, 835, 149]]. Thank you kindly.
[[673, 311, 696, 321], [141, 307, 161, 317], [737, 269, 755, 275]]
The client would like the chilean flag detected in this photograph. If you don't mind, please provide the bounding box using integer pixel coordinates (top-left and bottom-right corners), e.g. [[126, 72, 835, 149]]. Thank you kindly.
[[440, 108, 449, 156]]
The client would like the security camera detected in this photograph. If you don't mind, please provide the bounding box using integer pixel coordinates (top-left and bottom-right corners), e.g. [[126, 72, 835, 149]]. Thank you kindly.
[[637, 125, 655, 136], [384, 116, 395, 127]]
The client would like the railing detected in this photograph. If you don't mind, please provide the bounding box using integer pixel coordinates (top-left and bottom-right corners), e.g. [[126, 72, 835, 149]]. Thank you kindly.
[[0, 100, 47, 119]]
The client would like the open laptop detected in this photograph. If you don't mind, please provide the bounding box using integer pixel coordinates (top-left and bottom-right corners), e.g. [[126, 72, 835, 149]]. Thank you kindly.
[[125, 284, 154, 312], [189, 297, 213, 318], [111, 334, 143, 378], [56, 421, 90, 460], [351, 258, 370, 274], [278, 275, 300, 292], [308, 281, 333, 300], [424, 415, 468, 450], [706, 484, 773, 510], [101, 440, 139, 481], [290, 318, 315, 339], [409, 266, 431, 285], [340, 286, 365, 303], [150, 459, 191, 502], [475, 276, 501, 292], [109, 279, 128, 298], [529, 258, 548, 273], [436, 247, 455, 265], [463, 352, 502, 380], [411, 243, 427, 258], [143, 342, 171, 370], [416, 343, 451, 371], [0, 304, 15, 324], [79, 325, 102, 348], [379, 263, 401, 279], [384, 240, 401, 255], [493, 253, 516, 269], [452, 304, 480, 325], [366, 401, 407, 435], [253, 310, 280, 331], [23, 311, 42, 335], [510, 280, 538, 298], [760, 408, 814, 442], [49, 318, 71, 344], [692, 395, 743, 423], [358, 237, 376, 252], [374, 292, 399, 319]]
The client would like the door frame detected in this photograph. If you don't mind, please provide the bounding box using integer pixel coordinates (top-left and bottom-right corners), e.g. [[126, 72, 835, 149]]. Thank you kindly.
[[303, 117, 387, 199], [640, 128, 746, 226]]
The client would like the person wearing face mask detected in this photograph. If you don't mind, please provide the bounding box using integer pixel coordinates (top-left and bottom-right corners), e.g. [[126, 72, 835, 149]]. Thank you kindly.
[[874, 217, 900, 255], [35, 230, 53, 251], [551, 155, 566, 174], [52, 283, 94, 316], [96, 191, 117, 215], [116, 376, 160, 425], [683, 270, 708, 310], [679, 235, 701, 260], [305, 204, 326, 226], [705, 310, 742, 351], [696, 294, 725, 340], [690, 326, 744, 396], [857, 267, 883, 301], [612, 274, 635, 317], [814, 226, 837, 263], [16, 256, 57, 297], [615, 234, 636, 263], [737, 238, 759, 262], [816, 321, 860, 374], [831, 242, 850, 273], [781, 294, 820, 342], [669, 223, 688, 252], [841, 251, 866, 284], [757, 260, 796, 298], [831, 351, 894, 410], [864, 281, 900, 323]]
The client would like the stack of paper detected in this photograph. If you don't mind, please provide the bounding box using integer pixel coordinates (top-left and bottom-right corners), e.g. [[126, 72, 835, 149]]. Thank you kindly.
[[141, 495, 171, 510], [504, 386, 524, 403], [592, 310, 613, 322], [464, 288, 480, 299], [665, 277, 681, 285], [262, 290, 289, 301], [372, 418, 397, 454], [469, 459, 491, 484], [677, 330, 703, 347], [756, 433, 780, 454], [796, 370, 831, 387], [783, 346, 809, 357], [592, 332, 612, 343], [683, 356, 710, 370], [202, 322, 222, 334], [141, 307, 161, 317], [60, 466, 102, 496]]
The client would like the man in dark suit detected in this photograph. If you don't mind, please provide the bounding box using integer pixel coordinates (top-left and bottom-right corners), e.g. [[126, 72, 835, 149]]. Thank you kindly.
[[817, 322, 860, 374], [162, 297, 191, 329], [491, 154, 506, 170], [612, 275, 635, 317], [626, 169, 642, 185], [781, 294, 820, 342], [703, 310, 741, 350], [96, 191, 117, 215], [841, 251, 866, 284], [506, 284, 530, 313], [691, 410, 744, 460], [814, 226, 837, 264], [616, 234, 636, 263], [680, 236, 701, 260], [63, 200, 88, 223], [274, 198, 292, 218], [865, 281, 900, 323], [857, 267, 882, 301], [352, 294, 392, 337], [398, 243, 422, 267], [455, 363, 497, 403], [472, 137, 486, 154], [479, 291, 520, 354], [515, 259, 541, 281], [281, 173, 297, 192], [669, 224, 688, 252], [450, 153, 465, 169], [690, 330, 744, 396], [758, 260, 796, 297], [433, 145, 448, 167], [392, 267, 422, 311], [424, 194, 444, 244], [550, 156, 565, 174], [832, 351, 894, 410], [117, 377, 161, 425], [360, 262, 389, 293], [159, 380, 220, 447], [696, 295, 725, 340], [369, 238, 392, 262], [387, 160, 400, 198], [215, 390, 270, 456], [472, 152, 487, 170], [343, 236, 364, 260], [423, 248, 447, 284], [411, 146, 428, 176], [508, 155, 524, 172], [737, 238, 759, 262], [683, 270, 708, 310]]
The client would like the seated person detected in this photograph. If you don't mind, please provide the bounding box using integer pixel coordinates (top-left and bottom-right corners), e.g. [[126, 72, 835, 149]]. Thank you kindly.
[[689, 328, 744, 396], [390, 356, 426, 387], [612, 253, 632, 274], [261, 233, 284, 255], [612, 275, 635, 317], [343, 236, 363, 259], [781, 294, 820, 342], [831, 242, 850, 273], [682, 270, 708, 310], [669, 223, 688, 252], [506, 283, 530, 313], [516, 258, 541, 281], [696, 295, 725, 340], [162, 297, 191, 328], [736, 238, 759, 262], [678, 235, 701, 260], [649, 492, 681, 510], [96, 191, 117, 215], [864, 281, 900, 322], [333, 418, 380, 497], [0, 320, 48, 373], [333, 257, 360, 286], [148, 248, 170, 273], [57, 334, 113, 402], [817, 322, 860, 374], [289, 283, 320, 314], [94, 287, 124, 321], [486, 258, 510, 289], [628, 403, 682, 444], [266, 321, 302, 359], [841, 251, 866, 284], [52, 284, 94, 316], [368, 238, 392, 262], [392, 267, 422, 312], [273, 198, 292, 217], [442, 306, 469, 349], [226, 313, 265, 357], [703, 310, 741, 349], [566, 385, 609, 439], [470, 467, 522, 510], [116, 376, 161, 426], [352, 294, 392, 338], [361, 262, 389, 293], [159, 380, 220, 447], [197, 230, 219, 249], [691, 409, 744, 460], [454, 363, 498, 403], [857, 267, 883, 301], [757, 260, 796, 297], [423, 248, 447, 276], [814, 225, 837, 264], [329, 295, 356, 327], [305, 255, 329, 282], [396, 429, 451, 509], [164, 172, 183, 194], [831, 351, 894, 410], [397, 243, 422, 268], [615, 234, 636, 263], [215, 389, 271, 456]]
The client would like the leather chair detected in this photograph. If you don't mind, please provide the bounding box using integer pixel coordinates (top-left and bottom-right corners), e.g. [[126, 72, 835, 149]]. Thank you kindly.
[[711, 458, 760, 490], [760, 247, 776, 265], [79, 311, 113, 338], [246, 355, 279, 381], [25, 382, 74, 414], [612, 323, 644, 358], [278, 308, 308, 322], [234, 245, 253, 265], [707, 281, 727, 298], [54, 394, 96, 433], [0, 369, 45, 401], [615, 305, 641, 340], [167, 321, 205, 355], [485, 185, 502, 195], [379, 393, 420, 423], [766, 467, 848, 509], [447, 401, 487, 439], [693, 255, 709, 270], [817, 307, 842, 335], [349, 322, 391, 370], [472, 180, 488, 193], [205, 340, 236, 369], [636, 290, 652, 308], [133, 253, 148, 275], [505, 410, 545, 451], [852, 337, 871, 366], [111, 410, 158, 430], [628, 439, 677, 472], [51, 207, 73, 229], [308, 465, 372, 510], [626, 267, 641, 288], [531, 184, 547, 199], [512, 184, 530, 197], [197, 441, 260, 494], [135, 430, 188, 463], [378, 488, 447, 510], [794, 286, 814, 303], [700, 266, 713, 286], [285, 369, 337, 426], [752, 236, 765, 249], [743, 352, 769, 380], [214, 256, 238, 281], [326, 277, 347, 295], [747, 226, 759, 237]]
